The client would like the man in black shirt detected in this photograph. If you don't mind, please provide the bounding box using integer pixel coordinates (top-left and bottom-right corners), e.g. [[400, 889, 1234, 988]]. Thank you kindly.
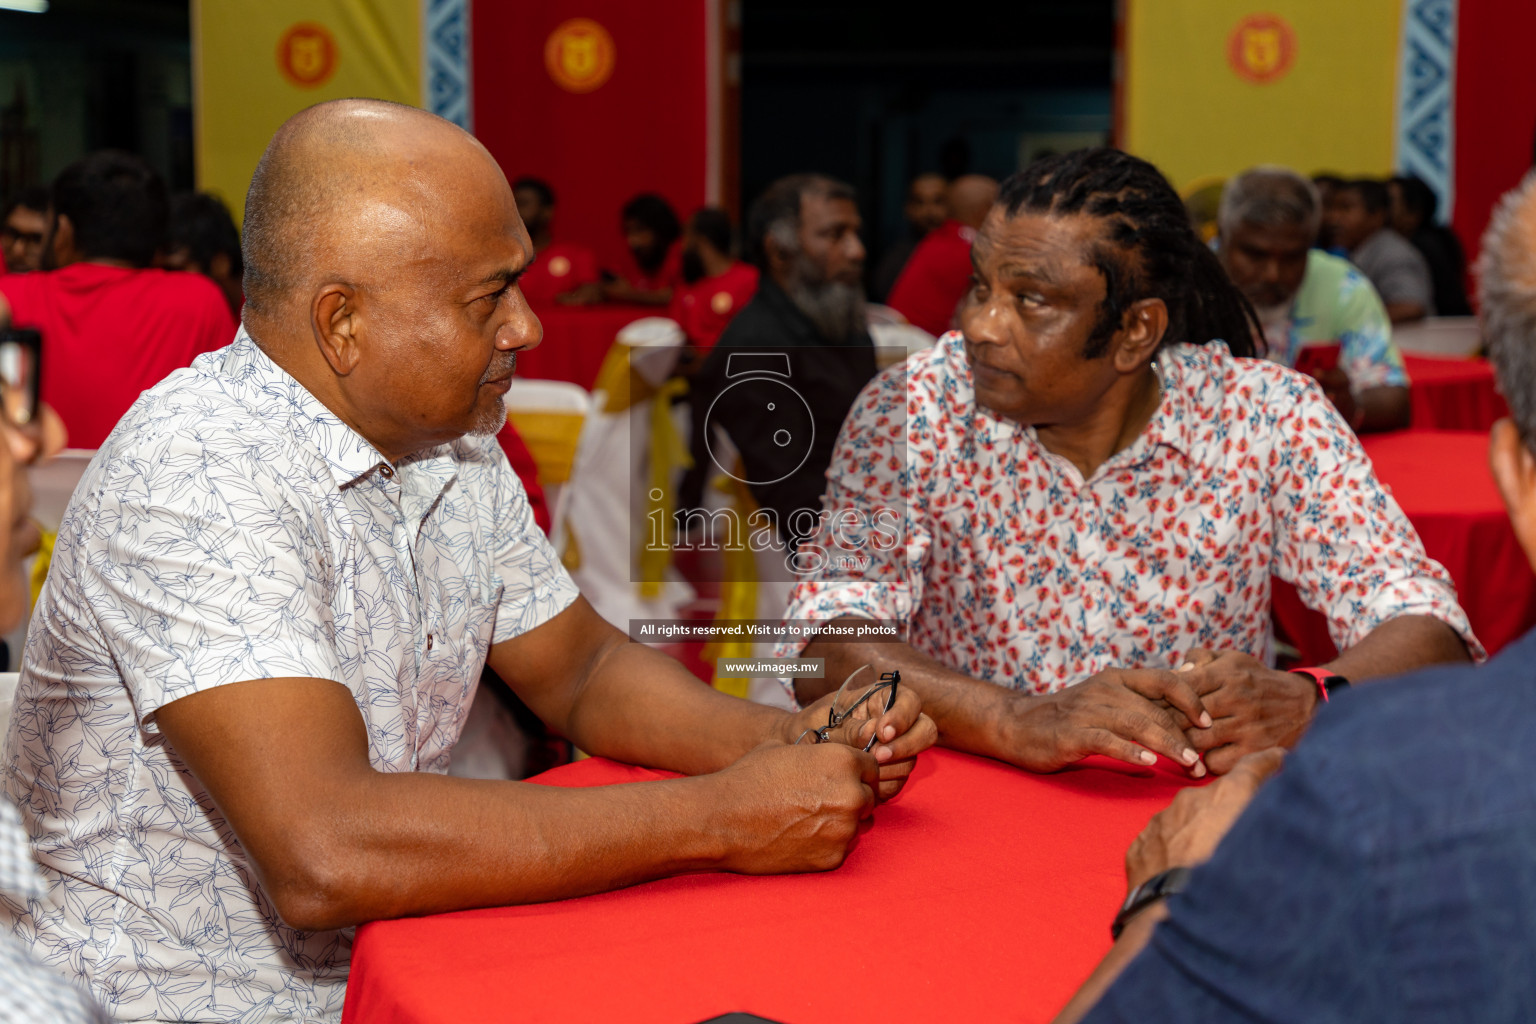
[[689, 174, 878, 548]]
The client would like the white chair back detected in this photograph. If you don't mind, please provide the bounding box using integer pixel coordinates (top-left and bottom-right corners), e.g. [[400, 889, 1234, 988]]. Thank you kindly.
[[565, 318, 693, 631], [1392, 316, 1482, 358]]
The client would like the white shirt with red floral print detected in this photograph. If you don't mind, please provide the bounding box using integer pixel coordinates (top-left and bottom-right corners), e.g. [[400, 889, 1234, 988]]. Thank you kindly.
[[781, 332, 1480, 696]]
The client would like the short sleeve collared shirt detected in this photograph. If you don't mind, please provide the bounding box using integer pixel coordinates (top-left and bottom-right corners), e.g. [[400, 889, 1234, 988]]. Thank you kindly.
[[1268, 249, 1409, 393], [1, 329, 579, 1022], [782, 332, 1477, 694]]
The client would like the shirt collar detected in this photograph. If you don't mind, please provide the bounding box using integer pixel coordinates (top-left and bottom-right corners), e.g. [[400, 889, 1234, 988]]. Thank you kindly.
[[219, 326, 395, 490], [1132, 346, 1197, 461]]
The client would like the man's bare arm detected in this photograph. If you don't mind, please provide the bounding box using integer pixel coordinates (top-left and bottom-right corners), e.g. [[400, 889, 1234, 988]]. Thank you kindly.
[[799, 617, 1207, 775], [157, 675, 878, 932], [156, 598, 935, 933], [499, 598, 934, 792], [1178, 614, 1470, 774], [1324, 612, 1469, 678]]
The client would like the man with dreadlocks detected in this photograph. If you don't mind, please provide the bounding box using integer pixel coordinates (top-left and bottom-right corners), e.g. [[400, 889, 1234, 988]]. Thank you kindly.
[[783, 148, 1476, 778]]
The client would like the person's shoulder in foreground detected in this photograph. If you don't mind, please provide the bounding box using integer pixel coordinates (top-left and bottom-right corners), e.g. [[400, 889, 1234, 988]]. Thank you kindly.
[[1084, 632, 1536, 1023]]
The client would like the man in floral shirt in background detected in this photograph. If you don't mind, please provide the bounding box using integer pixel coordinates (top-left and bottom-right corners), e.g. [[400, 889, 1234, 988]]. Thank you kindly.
[[787, 149, 1475, 778]]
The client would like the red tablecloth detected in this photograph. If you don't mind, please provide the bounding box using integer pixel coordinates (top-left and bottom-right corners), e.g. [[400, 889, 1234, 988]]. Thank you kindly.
[[1404, 355, 1508, 432], [516, 305, 658, 389], [1274, 430, 1536, 661], [342, 749, 1197, 1024]]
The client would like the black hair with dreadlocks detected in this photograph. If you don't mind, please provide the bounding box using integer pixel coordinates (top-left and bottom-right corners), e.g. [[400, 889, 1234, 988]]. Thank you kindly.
[[997, 148, 1261, 360]]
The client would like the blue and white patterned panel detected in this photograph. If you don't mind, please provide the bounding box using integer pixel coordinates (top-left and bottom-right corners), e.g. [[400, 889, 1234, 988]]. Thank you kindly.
[[425, 0, 472, 130], [1396, 0, 1457, 222]]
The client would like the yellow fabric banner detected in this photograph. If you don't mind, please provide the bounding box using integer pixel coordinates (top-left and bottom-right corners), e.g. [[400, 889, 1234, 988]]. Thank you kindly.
[[192, 0, 421, 223], [1122, 0, 1403, 192]]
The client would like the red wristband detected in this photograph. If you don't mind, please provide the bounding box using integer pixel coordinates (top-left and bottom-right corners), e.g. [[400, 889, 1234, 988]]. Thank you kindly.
[[1288, 667, 1350, 703]]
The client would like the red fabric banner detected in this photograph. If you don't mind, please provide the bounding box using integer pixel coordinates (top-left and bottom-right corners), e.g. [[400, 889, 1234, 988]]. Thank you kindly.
[[1453, 3, 1536, 269], [472, 2, 714, 274]]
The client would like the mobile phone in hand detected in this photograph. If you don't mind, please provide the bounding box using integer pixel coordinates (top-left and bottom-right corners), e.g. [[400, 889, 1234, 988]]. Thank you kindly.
[[0, 328, 41, 425]]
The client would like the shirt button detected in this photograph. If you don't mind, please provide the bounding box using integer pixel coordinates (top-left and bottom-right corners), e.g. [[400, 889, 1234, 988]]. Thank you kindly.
[[379, 464, 394, 480], [426, 633, 434, 651]]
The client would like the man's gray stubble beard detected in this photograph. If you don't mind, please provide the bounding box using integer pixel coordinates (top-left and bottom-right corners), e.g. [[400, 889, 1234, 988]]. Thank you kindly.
[[785, 252, 866, 342]]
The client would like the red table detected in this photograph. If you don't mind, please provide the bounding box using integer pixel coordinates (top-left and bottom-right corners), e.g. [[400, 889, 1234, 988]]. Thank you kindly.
[[342, 749, 1197, 1024], [516, 304, 658, 389], [1403, 354, 1508, 432], [1274, 430, 1536, 661]]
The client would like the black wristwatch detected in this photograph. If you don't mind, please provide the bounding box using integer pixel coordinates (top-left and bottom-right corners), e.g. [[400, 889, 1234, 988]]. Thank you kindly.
[[1111, 866, 1192, 939]]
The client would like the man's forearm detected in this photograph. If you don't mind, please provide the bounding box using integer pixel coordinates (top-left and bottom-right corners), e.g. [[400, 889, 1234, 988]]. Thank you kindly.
[[289, 767, 738, 930], [559, 639, 793, 775], [1324, 612, 1470, 681], [490, 600, 794, 777], [800, 621, 1024, 761]]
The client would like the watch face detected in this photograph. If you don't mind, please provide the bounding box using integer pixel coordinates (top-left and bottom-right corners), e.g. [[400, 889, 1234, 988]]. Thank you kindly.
[[705, 375, 816, 486]]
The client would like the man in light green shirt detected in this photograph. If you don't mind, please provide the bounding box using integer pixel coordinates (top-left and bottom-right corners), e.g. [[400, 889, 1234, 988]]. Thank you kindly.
[[1218, 167, 1410, 432]]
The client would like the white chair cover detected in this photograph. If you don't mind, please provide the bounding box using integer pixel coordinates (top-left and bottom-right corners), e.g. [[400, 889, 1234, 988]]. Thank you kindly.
[[565, 317, 695, 634]]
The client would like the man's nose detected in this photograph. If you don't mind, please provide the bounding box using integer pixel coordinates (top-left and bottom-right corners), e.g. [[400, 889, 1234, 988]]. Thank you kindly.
[[959, 292, 1008, 347], [846, 232, 866, 264], [500, 293, 543, 352]]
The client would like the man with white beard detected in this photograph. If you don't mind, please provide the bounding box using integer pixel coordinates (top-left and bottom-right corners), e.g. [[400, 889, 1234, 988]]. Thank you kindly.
[[1217, 166, 1410, 433], [690, 174, 878, 546]]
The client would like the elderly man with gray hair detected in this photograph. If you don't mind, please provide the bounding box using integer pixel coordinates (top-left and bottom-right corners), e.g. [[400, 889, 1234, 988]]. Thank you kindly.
[[1217, 166, 1410, 432], [1051, 168, 1536, 1024]]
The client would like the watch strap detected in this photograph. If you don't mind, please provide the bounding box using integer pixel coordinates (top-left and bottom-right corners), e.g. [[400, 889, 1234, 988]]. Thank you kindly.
[[1288, 666, 1351, 703], [1111, 866, 1192, 939]]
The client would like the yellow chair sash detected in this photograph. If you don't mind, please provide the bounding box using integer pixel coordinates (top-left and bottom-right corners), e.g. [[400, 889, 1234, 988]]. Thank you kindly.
[[29, 525, 55, 610], [639, 377, 692, 599], [702, 474, 761, 698], [507, 410, 585, 486]]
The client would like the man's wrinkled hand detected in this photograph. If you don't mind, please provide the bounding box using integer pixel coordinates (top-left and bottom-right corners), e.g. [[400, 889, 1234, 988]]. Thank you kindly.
[[708, 742, 877, 874], [791, 684, 936, 801], [1179, 650, 1318, 775], [1125, 747, 1285, 889], [1009, 668, 1212, 776]]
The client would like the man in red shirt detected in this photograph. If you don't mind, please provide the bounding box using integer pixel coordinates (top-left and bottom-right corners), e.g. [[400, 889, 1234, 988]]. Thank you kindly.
[[1, 187, 49, 274], [669, 207, 759, 359], [605, 192, 683, 306], [510, 177, 601, 307], [887, 174, 998, 337], [0, 151, 236, 448]]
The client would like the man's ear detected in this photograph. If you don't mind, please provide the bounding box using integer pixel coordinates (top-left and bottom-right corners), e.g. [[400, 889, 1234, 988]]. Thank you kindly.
[[209, 251, 232, 281], [762, 234, 791, 282], [311, 283, 362, 376], [1489, 417, 1536, 571], [48, 213, 76, 268], [1111, 297, 1169, 372]]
